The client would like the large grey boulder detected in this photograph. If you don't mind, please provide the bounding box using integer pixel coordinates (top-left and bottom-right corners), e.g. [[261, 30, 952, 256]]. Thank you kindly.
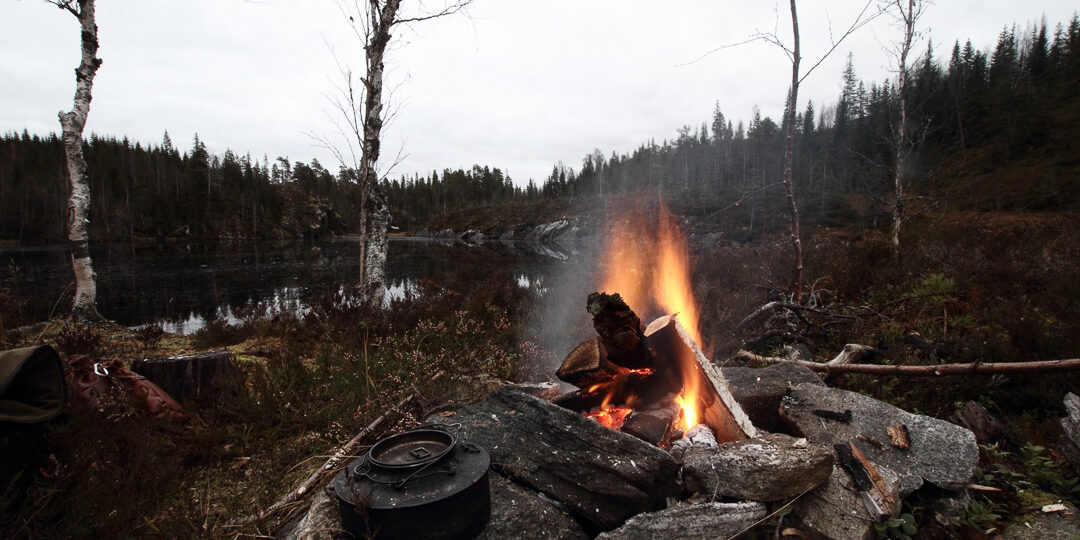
[[682, 433, 834, 501], [780, 383, 977, 495], [427, 386, 680, 531], [596, 501, 767, 540], [478, 473, 588, 540], [790, 464, 903, 540], [1058, 392, 1080, 474], [722, 362, 825, 433]]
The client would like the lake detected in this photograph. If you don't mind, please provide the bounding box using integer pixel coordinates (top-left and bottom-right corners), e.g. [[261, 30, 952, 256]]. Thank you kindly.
[[0, 238, 583, 334]]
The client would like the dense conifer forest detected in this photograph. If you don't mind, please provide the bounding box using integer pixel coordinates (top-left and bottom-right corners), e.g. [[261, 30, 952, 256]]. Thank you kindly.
[[3, 15, 1078, 244]]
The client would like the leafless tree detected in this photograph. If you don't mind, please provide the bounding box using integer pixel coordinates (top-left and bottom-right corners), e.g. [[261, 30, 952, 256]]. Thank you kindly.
[[315, 0, 470, 306], [47, 0, 104, 320], [757, 1, 880, 303], [885, 0, 930, 255]]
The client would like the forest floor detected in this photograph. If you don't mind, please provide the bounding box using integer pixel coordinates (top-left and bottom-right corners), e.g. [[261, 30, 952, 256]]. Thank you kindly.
[[1, 209, 1079, 538]]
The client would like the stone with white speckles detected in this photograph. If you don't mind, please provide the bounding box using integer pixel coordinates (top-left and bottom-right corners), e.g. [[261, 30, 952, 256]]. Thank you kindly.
[[681, 433, 833, 501]]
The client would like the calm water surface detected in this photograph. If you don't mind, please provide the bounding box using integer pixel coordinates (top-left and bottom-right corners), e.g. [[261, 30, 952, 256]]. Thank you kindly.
[[0, 238, 572, 334]]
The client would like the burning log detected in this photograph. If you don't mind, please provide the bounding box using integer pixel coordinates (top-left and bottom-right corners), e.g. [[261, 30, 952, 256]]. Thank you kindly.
[[587, 292, 653, 370], [622, 398, 682, 446], [556, 338, 621, 389], [645, 315, 756, 442]]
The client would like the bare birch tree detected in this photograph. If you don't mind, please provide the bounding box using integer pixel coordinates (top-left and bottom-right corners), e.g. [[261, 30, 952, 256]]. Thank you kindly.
[[886, 0, 929, 255], [754, 1, 879, 303], [317, 0, 469, 306], [48, 0, 104, 320]]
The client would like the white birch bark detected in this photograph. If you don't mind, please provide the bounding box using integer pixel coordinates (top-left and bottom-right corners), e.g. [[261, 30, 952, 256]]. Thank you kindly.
[[54, 0, 103, 320], [889, 0, 922, 255], [355, 0, 400, 307], [782, 0, 804, 303]]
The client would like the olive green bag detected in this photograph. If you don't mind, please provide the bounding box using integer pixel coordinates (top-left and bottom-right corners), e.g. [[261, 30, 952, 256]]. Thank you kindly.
[[0, 345, 66, 423]]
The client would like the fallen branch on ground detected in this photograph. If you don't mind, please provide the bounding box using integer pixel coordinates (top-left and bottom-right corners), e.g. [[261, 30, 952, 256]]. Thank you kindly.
[[230, 370, 444, 526], [733, 349, 1080, 376]]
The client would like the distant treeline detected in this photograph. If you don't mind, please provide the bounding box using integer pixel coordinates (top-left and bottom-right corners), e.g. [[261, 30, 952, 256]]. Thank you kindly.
[[2, 14, 1079, 244], [528, 15, 1080, 214]]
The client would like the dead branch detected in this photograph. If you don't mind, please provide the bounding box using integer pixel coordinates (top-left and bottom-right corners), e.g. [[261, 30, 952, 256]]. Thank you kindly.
[[232, 371, 444, 526], [732, 349, 1080, 376]]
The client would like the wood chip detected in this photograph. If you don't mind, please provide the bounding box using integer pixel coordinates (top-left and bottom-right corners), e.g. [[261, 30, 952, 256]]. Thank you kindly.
[[848, 441, 896, 507], [887, 423, 910, 450]]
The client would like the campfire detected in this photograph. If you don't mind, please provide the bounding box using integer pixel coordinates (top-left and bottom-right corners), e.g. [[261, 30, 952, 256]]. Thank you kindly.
[[554, 204, 756, 446]]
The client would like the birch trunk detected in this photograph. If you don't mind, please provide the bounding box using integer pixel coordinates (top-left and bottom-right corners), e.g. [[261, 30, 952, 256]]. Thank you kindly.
[[57, 0, 103, 321], [782, 0, 804, 303], [355, 0, 399, 307], [890, 0, 918, 256]]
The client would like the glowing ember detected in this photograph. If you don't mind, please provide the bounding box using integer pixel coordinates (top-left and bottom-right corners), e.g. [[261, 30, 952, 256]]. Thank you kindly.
[[586, 407, 633, 430]]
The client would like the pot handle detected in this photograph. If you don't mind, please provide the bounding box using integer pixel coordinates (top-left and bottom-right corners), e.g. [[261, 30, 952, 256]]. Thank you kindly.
[[424, 422, 462, 432]]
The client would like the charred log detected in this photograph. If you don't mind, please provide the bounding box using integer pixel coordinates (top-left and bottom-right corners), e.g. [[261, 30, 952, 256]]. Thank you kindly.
[[587, 292, 653, 369], [557, 338, 621, 389], [622, 399, 681, 446]]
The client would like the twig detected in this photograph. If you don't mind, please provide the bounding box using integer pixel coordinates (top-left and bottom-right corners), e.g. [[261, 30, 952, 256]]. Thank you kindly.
[[724, 485, 817, 540], [733, 349, 1080, 376]]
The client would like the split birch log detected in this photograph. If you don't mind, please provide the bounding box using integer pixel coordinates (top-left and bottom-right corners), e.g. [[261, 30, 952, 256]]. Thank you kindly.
[[734, 348, 1080, 376], [645, 314, 756, 442]]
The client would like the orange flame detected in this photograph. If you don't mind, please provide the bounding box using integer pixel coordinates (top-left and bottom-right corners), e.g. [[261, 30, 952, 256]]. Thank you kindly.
[[654, 203, 701, 347], [598, 201, 704, 435], [673, 394, 698, 431]]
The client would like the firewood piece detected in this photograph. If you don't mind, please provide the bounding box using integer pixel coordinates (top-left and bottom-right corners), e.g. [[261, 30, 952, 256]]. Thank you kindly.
[[129, 350, 233, 402], [622, 400, 681, 445], [644, 314, 756, 442], [887, 424, 910, 450], [557, 338, 621, 389], [587, 292, 653, 369], [552, 389, 605, 412]]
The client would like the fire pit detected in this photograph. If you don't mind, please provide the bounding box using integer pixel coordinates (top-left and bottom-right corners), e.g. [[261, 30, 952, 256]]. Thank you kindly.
[[554, 292, 756, 447]]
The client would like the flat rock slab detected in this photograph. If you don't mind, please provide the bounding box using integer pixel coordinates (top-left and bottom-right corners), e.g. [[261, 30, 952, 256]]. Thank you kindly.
[[278, 485, 342, 540], [428, 386, 680, 532], [596, 501, 767, 540], [478, 473, 588, 540], [791, 464, 903, 540], [682, 433, 834, 501], [722, 363, 825, 433], [780, 383, 977, 495]]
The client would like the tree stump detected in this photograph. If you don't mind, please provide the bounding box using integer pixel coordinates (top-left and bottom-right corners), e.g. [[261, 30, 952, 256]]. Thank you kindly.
[[129, 350, 233, 403]]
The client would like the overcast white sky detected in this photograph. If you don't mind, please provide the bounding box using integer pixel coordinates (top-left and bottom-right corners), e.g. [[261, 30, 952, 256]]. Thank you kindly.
[[2, 1, 1076, 185]]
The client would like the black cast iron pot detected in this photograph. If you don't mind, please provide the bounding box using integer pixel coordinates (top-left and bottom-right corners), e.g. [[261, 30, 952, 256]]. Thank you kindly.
[[333, 427, 490, 539]]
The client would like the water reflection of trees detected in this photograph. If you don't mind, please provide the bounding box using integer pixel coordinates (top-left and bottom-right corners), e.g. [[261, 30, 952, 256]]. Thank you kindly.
[[1, 238, 565, 332]]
